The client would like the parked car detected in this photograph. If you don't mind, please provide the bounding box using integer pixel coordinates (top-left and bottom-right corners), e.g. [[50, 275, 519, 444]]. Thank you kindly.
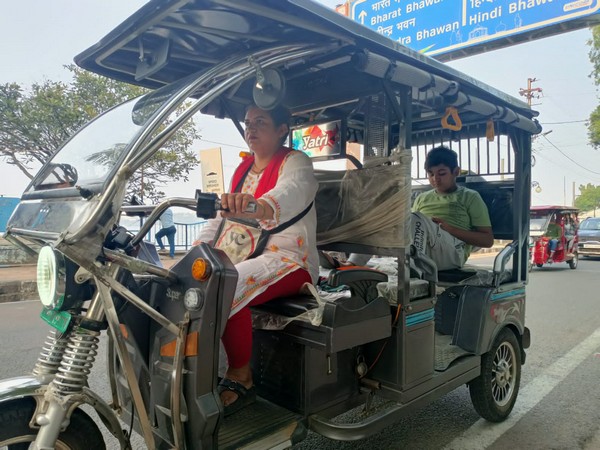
[[578, 217, 600, 257]]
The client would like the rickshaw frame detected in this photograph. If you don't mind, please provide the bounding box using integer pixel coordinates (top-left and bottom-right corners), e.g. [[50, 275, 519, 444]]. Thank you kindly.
[[1, 1, 538, 449]]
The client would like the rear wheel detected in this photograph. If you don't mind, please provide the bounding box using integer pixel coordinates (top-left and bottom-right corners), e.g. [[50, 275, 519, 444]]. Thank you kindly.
[[469, 328, 521, 422], [568, 252, 578, 269], [0, 398, 105, 450], [535, 263, 543, 268]]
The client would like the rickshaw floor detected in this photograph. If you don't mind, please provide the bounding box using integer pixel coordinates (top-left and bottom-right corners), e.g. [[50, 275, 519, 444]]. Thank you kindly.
[[434, 333, 473, 371], [218, 396, 303, 449]]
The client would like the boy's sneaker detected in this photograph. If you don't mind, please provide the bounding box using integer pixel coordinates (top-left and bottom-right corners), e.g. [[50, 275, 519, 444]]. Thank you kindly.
[[158, 249, 168, 255]]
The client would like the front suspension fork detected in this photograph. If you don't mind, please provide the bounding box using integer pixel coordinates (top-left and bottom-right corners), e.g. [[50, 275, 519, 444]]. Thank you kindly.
[[31, 325, 100, 450]]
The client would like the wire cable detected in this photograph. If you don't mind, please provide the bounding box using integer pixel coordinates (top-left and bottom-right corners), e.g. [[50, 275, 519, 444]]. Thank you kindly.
[[540, 119, 588, 125], [542, 135, 600, 176]]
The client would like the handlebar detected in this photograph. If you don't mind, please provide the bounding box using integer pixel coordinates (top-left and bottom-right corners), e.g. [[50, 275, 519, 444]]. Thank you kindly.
[[195, 191, 257, 219]]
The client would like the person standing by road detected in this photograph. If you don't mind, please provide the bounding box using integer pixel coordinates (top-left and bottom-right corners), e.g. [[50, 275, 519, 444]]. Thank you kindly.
[[156, 208, 176, 258]]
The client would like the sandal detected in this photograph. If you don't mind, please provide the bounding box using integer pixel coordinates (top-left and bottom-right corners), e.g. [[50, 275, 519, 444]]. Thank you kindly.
[[217, 378, 256, 417]]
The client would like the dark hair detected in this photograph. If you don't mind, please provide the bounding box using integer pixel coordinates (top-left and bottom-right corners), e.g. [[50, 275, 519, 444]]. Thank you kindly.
[[246, 104, 291, 127], [424, 146, 459, 171], [268, 104, 291, 128]]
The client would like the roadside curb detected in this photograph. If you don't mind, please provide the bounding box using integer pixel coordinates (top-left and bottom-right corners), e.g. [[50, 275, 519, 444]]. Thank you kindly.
[[0, 279, 38, 303]]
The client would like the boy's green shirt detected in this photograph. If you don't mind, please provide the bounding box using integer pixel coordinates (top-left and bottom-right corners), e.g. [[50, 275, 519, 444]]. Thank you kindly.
[[412, 186, 492, 259]]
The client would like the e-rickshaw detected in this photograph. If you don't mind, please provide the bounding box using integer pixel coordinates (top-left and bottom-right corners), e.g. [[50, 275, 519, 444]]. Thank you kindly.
[[530, 206, 579, 269], [0, 1, 536, 448]]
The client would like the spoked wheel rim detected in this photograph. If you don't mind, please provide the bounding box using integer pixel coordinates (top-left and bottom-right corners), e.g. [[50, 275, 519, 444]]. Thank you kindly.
[[491, 341, 517, 407]]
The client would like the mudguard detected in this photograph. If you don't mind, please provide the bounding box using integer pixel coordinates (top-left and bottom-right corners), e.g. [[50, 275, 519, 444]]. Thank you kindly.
[[0, 376, 129, 449], [0, 376, 42, 403]]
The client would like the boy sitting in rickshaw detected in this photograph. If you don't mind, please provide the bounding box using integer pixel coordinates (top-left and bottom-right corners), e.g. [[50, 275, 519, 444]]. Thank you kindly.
[[328, 146, 494, 270]]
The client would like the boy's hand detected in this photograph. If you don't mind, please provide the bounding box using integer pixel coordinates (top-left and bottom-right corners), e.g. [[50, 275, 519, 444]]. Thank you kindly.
[[431, 217, 450, 231]]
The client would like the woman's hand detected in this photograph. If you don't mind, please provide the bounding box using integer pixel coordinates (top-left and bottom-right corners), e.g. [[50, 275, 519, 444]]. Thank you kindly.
[[220, 193, 273, 220]]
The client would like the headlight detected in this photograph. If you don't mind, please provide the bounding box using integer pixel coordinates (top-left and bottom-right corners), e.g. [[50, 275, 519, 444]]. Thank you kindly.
[[184, 288, 205, 311], [37, 246, 66, 310]]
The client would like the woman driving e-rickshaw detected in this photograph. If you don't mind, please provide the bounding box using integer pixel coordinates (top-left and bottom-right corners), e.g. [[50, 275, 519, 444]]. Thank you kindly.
[[530, 206, 579, 269]]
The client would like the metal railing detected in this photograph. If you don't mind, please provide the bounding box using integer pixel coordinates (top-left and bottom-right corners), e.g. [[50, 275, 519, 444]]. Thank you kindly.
[[128, 220, 208, 253]]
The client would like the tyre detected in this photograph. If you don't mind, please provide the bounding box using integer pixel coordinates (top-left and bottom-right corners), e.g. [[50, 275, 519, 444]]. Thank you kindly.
[[0, 398, 105, 450], [535, 263, 543, 268], [469, 328, 521, 422], [568, 252, 578, 270]]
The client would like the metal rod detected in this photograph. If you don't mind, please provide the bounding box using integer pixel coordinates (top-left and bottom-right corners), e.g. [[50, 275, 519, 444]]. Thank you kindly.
[[5, 228, 60, 241], [94, 268, 180, 336], [67, 43, 330, 245], [171, 313, 190, 449], [129, 198, 197, 247], [85, 290, 106, 323], [2, 233, 39, 258], [96, 279, 157, 450], [103, 249, 177, 282]]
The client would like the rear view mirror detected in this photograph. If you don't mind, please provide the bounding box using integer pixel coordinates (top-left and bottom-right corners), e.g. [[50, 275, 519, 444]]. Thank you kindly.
[[253, 68, 286, 111]]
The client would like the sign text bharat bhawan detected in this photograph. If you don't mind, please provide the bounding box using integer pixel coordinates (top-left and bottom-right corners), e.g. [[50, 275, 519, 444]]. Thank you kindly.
[[351, 0, 600, 58]]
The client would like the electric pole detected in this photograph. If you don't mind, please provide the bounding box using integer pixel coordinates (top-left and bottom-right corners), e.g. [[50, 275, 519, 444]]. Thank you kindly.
[[519, 77, 543, 106]]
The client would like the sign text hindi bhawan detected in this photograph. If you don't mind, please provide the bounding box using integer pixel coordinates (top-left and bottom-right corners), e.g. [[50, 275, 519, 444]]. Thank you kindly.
[[351, 0, 600, 58]]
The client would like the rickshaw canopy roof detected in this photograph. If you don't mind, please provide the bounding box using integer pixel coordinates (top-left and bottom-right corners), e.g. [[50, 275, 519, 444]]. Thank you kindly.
[[74, 0, 540, 134], [531, 206, 580, 214]]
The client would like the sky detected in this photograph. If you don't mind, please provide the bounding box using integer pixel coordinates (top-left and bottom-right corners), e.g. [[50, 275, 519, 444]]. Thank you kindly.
[[1, 0, 600, 208]]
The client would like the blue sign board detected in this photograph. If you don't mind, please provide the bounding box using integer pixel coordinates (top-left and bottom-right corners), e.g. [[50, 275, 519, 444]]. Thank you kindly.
[[0, 197, 19, 232], [351, 0, 600, 58]]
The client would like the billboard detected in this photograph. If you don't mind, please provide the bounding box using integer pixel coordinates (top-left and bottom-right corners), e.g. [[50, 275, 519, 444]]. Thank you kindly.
[[350, 0, 600, 60], [292, 121, 342, 157], [199, 147, 225, 195]]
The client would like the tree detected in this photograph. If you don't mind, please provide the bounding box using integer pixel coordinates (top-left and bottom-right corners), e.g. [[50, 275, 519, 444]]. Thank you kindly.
[[588, 26, 600, 148], [574, 183, 600, 212], [0, 65, 200, 202]]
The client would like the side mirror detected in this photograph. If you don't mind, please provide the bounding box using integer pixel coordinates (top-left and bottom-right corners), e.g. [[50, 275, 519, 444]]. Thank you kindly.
[[252, 68, 286, 111]]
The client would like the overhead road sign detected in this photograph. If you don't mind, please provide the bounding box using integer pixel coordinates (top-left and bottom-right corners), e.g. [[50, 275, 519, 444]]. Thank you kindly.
[[350, 0, 600, 61]]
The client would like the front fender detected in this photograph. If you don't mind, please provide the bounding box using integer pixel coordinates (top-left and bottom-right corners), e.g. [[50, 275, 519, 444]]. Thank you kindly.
[[0, 376, 43, 404], [0, 376, 130, 449]]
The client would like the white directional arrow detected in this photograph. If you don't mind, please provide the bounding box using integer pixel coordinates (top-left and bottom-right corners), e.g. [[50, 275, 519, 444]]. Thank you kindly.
[[358, 10, 367, 25]]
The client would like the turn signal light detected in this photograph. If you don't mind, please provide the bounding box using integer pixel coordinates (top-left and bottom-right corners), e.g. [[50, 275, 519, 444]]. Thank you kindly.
[[191, 258, 212, 281]]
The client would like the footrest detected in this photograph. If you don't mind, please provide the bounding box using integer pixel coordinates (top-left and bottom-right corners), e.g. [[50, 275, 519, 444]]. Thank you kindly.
[[253, 295, 318, 318]]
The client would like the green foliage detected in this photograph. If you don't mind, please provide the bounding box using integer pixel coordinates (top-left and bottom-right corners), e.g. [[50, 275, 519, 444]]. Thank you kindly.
[[0, 65, 200, 202], [588, 26, 600, 148], [589, 105, 600, 149], [574, 183, 600, 211]]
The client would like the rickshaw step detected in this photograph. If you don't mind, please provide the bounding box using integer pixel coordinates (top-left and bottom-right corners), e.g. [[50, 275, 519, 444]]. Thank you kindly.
[[218, 397, 305, 449]]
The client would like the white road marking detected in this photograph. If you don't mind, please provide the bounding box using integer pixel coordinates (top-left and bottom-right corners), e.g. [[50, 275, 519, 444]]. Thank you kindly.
[[444, 327, 600, 450]]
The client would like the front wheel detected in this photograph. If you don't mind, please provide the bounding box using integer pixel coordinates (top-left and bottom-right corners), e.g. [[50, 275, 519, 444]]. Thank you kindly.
[[568, 252, 578, 270], [0, 398, 105, 450], [469, 328, 521, 422]]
